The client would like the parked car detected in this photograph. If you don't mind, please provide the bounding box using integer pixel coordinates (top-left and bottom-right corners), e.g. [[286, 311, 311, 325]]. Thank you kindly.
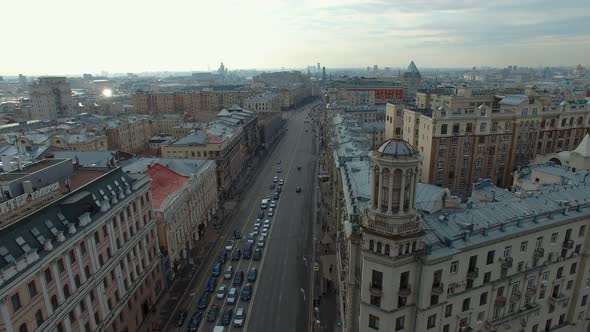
[[231, 248, 241, 261], [253, 248, 262, 260], [217, 252, 227, 264], [216, 285, 227, 299], [247, 268, 258, 282], [273, 192, 279, 200], [197, 291, 209, 309], [264, 219, 271, 227], [277, 167, 282, 173], [241, 283, 252, 301], [225, 240, 235, 251], [174, 310, 187, 327], [234, 307, 246, 327], [257, 237, 266, 248], [207, 304, 219, 322], [224, 266, 233, 280], [270, 200, 276, 208], [267, 208, 274, 217], [221, 308, 233, 326], [187, 311, 203, 331]]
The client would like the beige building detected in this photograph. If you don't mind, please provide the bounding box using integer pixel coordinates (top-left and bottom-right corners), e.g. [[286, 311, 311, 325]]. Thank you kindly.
[[106, 117, 153, 154], [51, 134, 108, 151], [30, 77, 74, 120], [0, 160, 165, 332], [386, 90, 590, 198], [244, 92, 281, 114]]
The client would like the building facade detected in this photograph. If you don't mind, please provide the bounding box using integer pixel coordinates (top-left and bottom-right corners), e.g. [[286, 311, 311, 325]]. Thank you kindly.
[[0, 162, 164, 332], [30, 77, 74, 120], [51, 135, 108, 151]]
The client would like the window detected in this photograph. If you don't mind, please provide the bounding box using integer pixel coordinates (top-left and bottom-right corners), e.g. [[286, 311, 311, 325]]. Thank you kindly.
[[368, 314, 379, 330], [450, 261, 458, 274], [51, 295, 59, 311], [35, 310, 44, 327], [483, 272, 491, 283], [28, 281, 37, 298], [44, 268, 52, 283], [445, 304, 452, 317], [395, 316, 405, 331], [443, 324, 450, 332], [480, 292, 488, 305], [18, 324, 27, 332], [551, 233, 558, 243], [511, 282, 520, 295], [63, 285, 70, 298], [582, 295, 588, 306], [557, 267, 563, 279], [480, 123, 487, 132], [486, 250, 495, 264], [441, 124, 448, 135], [11, 293, 22, 311], [69, 250, 76, 264], [580, 225, 586, 237], [368, 240, 374, 251], [503, 246, 511, 257], [80, 242, 87, 255], [571, 263, 577, 275], [427, 314, 436, 329], [370, 295, 381, 307], [520, 241, 528, 252], [462, 298, 470, 312], [85, 266, 91, 278], [371, 270, 383, 290]]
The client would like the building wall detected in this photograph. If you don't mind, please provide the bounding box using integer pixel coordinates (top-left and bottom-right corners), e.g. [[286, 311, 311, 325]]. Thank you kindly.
[[0, 174, 165, 332], [51, 136, 108, 151], [30, 77, 74, 121], [385, 104, 404, 140], [106, 119, 153, 154]]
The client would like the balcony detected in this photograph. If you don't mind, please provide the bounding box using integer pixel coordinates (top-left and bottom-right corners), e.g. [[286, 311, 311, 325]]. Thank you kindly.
[[563, 240, 574, 249], [510, 291, 522, 302], [399, 284, 411, 297], [485, 303, 540, 330], [431, 282, 444, 295], [369, 282, 382, 296], [494, 296, 507, 307], [525, 286, 537, 297], [362, 216, 421, 237], [533, 247, 545, 259], [500, 257, 513, 269], [549, 293, 568, 305], [466, 267, 479, 279]]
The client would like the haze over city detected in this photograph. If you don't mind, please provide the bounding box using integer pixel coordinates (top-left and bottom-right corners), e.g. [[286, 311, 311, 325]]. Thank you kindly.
[[3, 0, 590, 75]]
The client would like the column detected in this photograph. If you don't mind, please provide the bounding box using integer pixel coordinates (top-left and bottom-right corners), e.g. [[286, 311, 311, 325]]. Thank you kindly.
[[0, 300, 14, 332], [86, 297, 96, 329], [408, 172, 416, 210], [387, 170, 394, 214], [377, 169, 383, 210], [398, 171, 406, 214], [75, 247, 86, 283], [39, 272, 53, 315], [370, 168, 377, 208], [64, 316, 73, 332], [52, 264, 65, 302], [64, 256, 76, 292]]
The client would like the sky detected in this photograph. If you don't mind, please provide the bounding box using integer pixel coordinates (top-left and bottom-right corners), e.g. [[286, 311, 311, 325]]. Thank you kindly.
[[3, 0, 589, 75]]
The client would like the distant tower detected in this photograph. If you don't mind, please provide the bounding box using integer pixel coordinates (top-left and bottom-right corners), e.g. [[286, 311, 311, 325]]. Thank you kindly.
[[575, 64, 584, 78], [317, 62, 321, 73], [218, 62, 227, 77], [322, 67, 327, 81], [373, 65, 378, 72], [401, 61, 422, 102]]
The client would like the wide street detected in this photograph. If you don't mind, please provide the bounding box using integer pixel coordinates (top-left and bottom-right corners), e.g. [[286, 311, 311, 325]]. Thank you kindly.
[[168, 101, 320, 332]]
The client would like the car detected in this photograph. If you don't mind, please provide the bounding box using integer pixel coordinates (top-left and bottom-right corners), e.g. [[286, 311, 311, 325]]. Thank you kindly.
[[272, 176, 278, 183], [187, 311, 203, 331], [273, 192, 279, 200], [296, 187, 301, 193], [207, 304, 219, 322], [241, 283, 253, 301], [216, 285, 227, 299], [234, 307, 246, 327], [270, 200, 276, 208], [247, 233, 255, 244], [174, 310, 187, 327], [233, 270, 244, 286], [225, 240, 235, 251], [206, 276, 218, 292], [257, 236, 266, 248], [276, 186, 282, 193], [221, 308, 233, 326], [212, 262, 222, 277], [247, 268, 258, 282], [258, 211, 265, 219], [253, 248, 262, 260], [279, 179, 284, 185], [261, 228, 269, 237], [197, 291, 210, 309], [264, 219, 271, 227], [224, 265, 233, 280], [269, 183, 275, 190], [227, 287, 238, 305], [252, 228, 259, 236], [254, 221, 261, 228], [243, 243, 253, 259], [277, 160, 281, 164], [267, 208, 274, 217], [233, 230, 241, 239], [217, 252, 227, 264], [231, 249, 241, 261], [277, 167, 282, 173]]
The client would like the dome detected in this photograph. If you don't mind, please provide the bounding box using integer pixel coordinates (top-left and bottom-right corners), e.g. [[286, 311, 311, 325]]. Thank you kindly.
[[377, 139, 417, 157]]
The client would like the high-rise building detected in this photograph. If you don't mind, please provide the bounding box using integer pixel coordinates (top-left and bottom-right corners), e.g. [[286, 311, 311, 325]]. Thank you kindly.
[[29, 77, 74, 120], [401, 61, 422, 102]]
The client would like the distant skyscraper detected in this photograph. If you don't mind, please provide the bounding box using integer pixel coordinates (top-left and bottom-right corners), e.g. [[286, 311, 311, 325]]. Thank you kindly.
[[322, 67, 327, 81], [317, 62, 321, 73], [218, 62, 227, 77], [401, 61, 422, 102], [373, 65, 378, 72], [29, 77, 74, 120]]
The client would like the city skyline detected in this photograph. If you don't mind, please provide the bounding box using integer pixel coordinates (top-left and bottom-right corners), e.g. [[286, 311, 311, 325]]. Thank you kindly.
[[3, 0, 590, 76]]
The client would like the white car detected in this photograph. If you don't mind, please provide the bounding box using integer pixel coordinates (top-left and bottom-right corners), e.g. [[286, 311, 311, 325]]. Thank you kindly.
[[216, 285, 227, 299], [257, 237, 266, 248], [279, 179, 284, 185], [225, 240, 235, 251], [264, 219, 271, 227], [267, 208, 274, 217], [234, 307, 246, 327], [247, 233, 255, 244], [227, 287, 238, 305], [273, 177, 278, 183], [270, 201, 276, 208], [254, 221, 261, 228], [261, 228, 269, 237], [252, 229, 259, 236]]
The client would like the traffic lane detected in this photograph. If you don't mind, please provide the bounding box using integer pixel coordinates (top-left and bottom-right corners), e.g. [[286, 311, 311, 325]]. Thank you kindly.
[[246, 110, 316, 332]]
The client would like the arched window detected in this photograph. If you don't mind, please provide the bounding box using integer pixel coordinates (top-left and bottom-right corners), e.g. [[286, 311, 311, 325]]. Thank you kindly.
[[398, 245, 403, 256], [84, 266, 91, 279], [412, 241, 417, 252], [376, 242, 382, 254], [74, 275, 81, 288], [35, 310, 44, 327], [369, 240, 374, 251], [107, 247, 112, 258], [384, 244, 390, 256], [18, 323, 28, 332], [405, 243, 410, 255], [63, 285, 70, 298], [98, 254, 104, 267], [51, 295, 59, 311]]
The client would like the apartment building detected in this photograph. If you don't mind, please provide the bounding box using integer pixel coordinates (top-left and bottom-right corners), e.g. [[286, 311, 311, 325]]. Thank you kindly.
[[105, 117, 152, 154], [51, 134, 108, 151], [161, 106, 259, 199], [279, 84, 313, 109], [30, 77, 74, 120], [385, 88, 590, 198], [243, 92, 281, 114], [142, 161, 217, 281], [329, 128, 590, 331], [133, 90, 257, 122], [0, 159, 164, 332]]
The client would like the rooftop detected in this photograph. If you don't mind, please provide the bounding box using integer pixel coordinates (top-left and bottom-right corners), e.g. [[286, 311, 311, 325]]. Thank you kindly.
[[144, 163, 189, 210]]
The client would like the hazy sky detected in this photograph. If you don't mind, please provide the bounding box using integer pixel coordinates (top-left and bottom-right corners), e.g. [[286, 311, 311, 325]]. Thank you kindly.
[[3, 0, 589, 75]]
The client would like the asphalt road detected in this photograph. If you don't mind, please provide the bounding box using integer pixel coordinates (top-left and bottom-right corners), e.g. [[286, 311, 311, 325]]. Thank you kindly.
[[168, 102, 319, 332]]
